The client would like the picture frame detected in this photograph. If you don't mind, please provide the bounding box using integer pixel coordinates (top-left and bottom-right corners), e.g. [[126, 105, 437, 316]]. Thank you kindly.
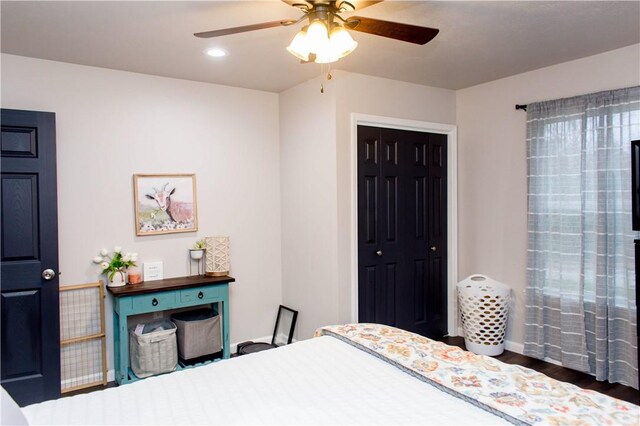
[[133, 174, 198, 236], [271, 305, 298, 346]]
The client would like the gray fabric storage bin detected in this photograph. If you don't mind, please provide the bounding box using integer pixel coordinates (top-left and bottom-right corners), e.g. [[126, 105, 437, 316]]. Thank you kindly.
[[171, 309, 222, 360], [129, 320, 177, 378]]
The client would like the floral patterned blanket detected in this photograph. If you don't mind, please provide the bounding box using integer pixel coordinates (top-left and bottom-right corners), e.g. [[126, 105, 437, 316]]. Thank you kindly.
[[314, 324, 639, 426]]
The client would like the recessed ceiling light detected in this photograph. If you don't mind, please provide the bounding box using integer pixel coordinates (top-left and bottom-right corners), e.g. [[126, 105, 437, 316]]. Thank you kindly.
[[205, 48, 228, 58]]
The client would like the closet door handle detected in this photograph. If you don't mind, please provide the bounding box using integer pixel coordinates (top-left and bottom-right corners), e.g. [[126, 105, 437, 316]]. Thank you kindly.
[[152, 298, 158, 306], [198, 291, 204, 299]]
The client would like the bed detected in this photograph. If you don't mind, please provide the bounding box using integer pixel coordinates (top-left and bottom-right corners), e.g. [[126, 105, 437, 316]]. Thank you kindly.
[[7, 324, 640, 425]]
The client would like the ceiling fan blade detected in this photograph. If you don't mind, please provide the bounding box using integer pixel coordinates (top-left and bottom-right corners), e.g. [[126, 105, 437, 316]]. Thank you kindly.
[[346, 16, 439, 45], [194, 19, 297, 38], [281, 1, 382, 12]]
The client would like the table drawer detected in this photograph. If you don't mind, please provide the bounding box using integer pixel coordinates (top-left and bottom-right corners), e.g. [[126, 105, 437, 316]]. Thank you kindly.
[[180, 286, 222, 303], [131, 292, 175, 311]]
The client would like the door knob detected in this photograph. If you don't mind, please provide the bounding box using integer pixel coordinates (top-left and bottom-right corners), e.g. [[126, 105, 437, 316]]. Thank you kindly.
[[42, 269, 56, 280], [430, 246, 437, 252], [376, 250, 383, 256]]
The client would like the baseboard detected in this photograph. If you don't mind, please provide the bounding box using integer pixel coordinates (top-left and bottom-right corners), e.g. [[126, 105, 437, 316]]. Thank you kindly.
[[504, 340, 524, 354], [469, 338, 564, 367], [455, 327, 526, 356], [504, 341, 564, 367]]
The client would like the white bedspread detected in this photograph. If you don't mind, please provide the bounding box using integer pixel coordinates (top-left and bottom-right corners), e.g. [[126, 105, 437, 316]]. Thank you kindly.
[[23, 336, 509, 425]]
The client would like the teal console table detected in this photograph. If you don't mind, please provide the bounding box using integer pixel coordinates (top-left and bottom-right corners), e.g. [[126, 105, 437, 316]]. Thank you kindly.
[[107, 275, 235, 385]]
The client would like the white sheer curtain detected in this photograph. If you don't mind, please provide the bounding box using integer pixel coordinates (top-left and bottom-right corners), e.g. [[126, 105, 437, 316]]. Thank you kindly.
[[524, 87, 640, 389]]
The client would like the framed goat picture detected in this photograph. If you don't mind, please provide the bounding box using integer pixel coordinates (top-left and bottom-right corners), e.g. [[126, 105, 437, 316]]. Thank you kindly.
[[133, 174, 198, 236]]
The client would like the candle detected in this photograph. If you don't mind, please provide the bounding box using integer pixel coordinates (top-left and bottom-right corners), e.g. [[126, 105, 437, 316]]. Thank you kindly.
[[128, 267, 142, 284]]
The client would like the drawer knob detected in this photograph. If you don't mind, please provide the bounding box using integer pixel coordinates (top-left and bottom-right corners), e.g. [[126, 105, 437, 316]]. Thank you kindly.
[[152, 298, 158, 306], [198, 291, 204, 299]]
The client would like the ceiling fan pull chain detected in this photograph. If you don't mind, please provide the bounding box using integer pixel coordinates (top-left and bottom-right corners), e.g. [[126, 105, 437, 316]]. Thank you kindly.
[[320, 63, 333, 94]]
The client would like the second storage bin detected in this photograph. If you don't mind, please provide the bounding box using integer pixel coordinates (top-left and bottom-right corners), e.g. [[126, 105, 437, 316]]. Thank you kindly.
[[171, 308, 222, 360]]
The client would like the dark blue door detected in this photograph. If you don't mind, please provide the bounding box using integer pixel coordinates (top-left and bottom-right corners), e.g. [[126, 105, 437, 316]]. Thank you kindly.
[[357, 125, 447, 338], [1, 109, 60, 405]]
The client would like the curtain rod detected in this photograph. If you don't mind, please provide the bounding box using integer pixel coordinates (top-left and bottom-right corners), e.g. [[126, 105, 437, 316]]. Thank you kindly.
[[515, 104, 527, 112]]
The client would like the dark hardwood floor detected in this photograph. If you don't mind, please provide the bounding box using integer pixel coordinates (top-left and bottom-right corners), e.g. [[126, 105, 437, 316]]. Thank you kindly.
[[439, 336, 639, 406]]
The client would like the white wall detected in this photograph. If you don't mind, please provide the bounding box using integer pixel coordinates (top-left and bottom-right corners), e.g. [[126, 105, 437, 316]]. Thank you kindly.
[[279, 75, 339, 340], [279, 71, 457, 339], [456, 44, 640, 347], [1, 54, 283, 372]]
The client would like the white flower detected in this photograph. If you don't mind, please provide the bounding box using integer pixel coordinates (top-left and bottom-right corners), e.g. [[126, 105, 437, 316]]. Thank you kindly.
[[100, 262, 109, 270], [123, 254, 131, 262], [114, 246, 122, 253], [93, 256, 103, 264], [131, 253, 138, 262], [100, 248, 108, 256]]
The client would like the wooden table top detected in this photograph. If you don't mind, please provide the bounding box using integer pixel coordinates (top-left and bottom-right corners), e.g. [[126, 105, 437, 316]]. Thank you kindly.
[[106, 275, 235, 297]]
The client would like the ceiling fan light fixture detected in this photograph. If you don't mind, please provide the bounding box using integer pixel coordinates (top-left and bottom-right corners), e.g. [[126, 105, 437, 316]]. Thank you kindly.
[[328, 25, 358, 59], [286, 27, 311, 61], [313, 47, 336, 64], [314, 24, 358, 64], [305, 19, 330, 50], [195, 1, 441, 67]]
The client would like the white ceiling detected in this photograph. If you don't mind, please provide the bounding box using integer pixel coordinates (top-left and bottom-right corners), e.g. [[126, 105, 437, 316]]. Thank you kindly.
[[1, 1, 639, 93]]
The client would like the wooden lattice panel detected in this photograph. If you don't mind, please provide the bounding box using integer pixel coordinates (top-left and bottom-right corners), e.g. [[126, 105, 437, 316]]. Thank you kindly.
[[205, 236, 230, 276], [59, 281, 107, 393]]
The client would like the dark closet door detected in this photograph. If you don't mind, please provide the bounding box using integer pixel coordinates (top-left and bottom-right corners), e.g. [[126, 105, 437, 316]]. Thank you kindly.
[[1, 109, 60, 405], [357, 125, 447, 338]]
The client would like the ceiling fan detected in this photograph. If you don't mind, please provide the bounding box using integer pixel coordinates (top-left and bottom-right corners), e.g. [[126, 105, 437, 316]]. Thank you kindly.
[[194, 0, 439, 64]]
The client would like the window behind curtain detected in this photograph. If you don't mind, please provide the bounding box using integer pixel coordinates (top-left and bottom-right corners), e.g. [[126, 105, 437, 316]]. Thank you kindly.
[[525, 86, 640, 389]]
